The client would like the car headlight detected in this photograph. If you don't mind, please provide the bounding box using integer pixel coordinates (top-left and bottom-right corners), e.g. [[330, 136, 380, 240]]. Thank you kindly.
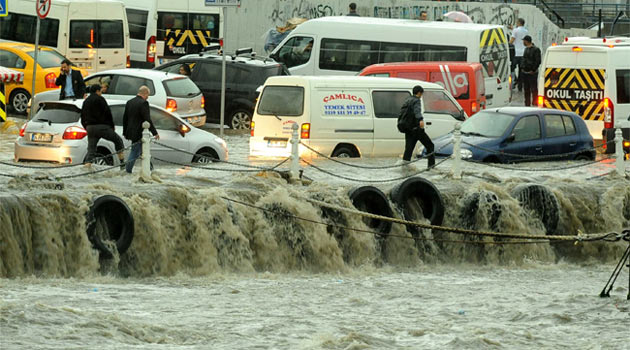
[[460, 148, 473, 159], [215, 137, 227, 149]]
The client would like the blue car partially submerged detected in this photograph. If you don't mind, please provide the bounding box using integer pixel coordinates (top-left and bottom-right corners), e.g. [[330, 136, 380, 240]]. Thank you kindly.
[[431, 107, 596, 163]]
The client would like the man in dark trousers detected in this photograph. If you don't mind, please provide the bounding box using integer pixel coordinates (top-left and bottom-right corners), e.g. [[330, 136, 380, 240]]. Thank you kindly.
[[81, 84, 125, 166], [347, 3, 360, 16], [521, 35, 541, 106], [55, 59, 86, 100], [122, 86, 159, 174], [402, 85, 435, 169]]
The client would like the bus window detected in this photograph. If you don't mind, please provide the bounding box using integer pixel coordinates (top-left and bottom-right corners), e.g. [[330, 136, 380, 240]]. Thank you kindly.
[[127, 9, 148, 41], [0, 14, 60, 47], [319, 38, 378, 72], [379, 42, 418, 63], [418, 44, 467, 62], [276, 36, 314, 69], [617, 70, 630, 104], [69, 20, 124, 49]]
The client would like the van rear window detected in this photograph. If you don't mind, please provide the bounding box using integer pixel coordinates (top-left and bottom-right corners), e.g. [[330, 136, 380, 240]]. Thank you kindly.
[[258, 86, 304, 116], [69, 20, 124, 49], [617, 70, 630, 104]]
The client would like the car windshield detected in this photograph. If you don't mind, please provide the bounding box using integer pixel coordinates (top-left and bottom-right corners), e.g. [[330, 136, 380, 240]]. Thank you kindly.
[[26, 49, 65, 68], [460, 111, 514, 137], [163, 78, 201, 98], [257, 86, 304, 116], [33, 104, 81, 124]]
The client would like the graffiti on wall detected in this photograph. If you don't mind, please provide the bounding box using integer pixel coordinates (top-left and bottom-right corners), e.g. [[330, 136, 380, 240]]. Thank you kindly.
[[269, 0, 338, 24]]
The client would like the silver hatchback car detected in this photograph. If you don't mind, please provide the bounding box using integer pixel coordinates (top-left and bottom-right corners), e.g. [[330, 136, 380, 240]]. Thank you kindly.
[[31, 69, 207, 127], [15, 100, 228, 165]]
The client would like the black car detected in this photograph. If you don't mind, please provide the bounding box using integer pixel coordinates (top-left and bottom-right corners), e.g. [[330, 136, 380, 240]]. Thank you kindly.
[[155, 50, 289, 129]]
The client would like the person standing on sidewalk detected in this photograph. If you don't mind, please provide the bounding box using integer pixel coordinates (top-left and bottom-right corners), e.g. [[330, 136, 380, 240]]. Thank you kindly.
[[400, 85, 435, 169], [509, 18, 528, 92], [521, 35, 541, 107], [347, 3, 360, 16], [80, 84, 124, 167], [122, 86, 159, 174]]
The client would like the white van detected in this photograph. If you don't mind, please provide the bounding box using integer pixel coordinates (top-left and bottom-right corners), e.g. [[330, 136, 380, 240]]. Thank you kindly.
[[538, 36, 630, 151], [250, 76, 466, 158], [0, 0, 130, 74], [269, 17, 511, 108], [122, 0, 223, 68]]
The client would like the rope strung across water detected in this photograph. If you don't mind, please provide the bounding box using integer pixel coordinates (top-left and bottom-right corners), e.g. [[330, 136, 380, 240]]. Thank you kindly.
[[152, 156, 290, 173], [461, 139, 612, 160], [302, 196, 623, 242], [220, 195, 627, 245], [300, 156, 449, 183]]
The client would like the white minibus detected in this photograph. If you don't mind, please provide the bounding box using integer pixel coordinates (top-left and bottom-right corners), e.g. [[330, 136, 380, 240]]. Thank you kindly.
[[122, 0, 223, 68], [270, 16, 511, 108], [250, 76, 466, 158], [0, 0, 130, 74], [538, 36, 630, 153]]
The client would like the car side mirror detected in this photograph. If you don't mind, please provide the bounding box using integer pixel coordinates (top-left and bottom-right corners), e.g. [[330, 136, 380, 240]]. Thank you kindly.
[[505, 134, 516, 143], [178, 124, 191, 137]]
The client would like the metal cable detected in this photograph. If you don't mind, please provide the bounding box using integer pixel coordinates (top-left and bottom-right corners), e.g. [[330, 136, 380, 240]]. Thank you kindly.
[[152, 156, 289, 173], [298, 141, 447, 169], [463, 158, 606, 172], [300, 156, 449, 183], [461, 140, 610, 160]]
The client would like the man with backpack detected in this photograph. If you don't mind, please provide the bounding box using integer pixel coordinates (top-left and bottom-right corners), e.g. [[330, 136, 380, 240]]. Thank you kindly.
[[398, 85, 435, 168]]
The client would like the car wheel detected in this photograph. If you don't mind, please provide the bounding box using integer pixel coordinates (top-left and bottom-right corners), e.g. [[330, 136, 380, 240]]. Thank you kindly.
[[574, 154, 591, 161], [193, 148, 219, 164], [331, 146, 357, 158], [10, 89, 30, 115], [91, 149, 114, 166], [229, 109, 252, 130]]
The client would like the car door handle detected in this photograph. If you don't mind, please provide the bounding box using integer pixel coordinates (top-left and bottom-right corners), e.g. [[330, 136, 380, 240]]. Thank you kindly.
[[426, 122, 432, 125], [569, 142, 576, 147], [535, 146, 543, 151]]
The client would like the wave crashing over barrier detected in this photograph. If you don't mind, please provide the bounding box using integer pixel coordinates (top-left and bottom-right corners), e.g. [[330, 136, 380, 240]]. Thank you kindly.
[[1, 174, 629, 278]]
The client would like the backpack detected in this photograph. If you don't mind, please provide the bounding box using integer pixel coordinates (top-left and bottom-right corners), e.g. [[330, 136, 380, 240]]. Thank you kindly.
[[397, 99, 416, 133]]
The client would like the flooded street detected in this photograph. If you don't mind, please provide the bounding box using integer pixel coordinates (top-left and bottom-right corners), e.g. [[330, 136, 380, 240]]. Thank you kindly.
[[1, 112, 629, 349]]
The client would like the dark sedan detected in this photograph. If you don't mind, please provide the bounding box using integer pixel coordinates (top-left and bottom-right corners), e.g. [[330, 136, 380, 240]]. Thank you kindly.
[[431, 107, 596, 163]]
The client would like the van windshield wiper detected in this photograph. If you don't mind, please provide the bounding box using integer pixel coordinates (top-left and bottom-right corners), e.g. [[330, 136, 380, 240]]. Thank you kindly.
[[273, 114, 281, 121], [461, 131, 487, 137]]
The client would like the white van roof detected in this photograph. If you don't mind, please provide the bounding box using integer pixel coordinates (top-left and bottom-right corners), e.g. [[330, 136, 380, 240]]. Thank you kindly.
[[560, 36, 630, 47], [295, 16, 504, 32], [264, 75, 446, 90]]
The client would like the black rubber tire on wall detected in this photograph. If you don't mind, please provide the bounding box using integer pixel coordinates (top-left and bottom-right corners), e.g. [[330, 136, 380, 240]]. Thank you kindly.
[[348, 186, 394, 235], [86, 195, 134, 259], [511, 184, 559, 235], [460, 190, 502, 230], [390, 177, 445, 236]]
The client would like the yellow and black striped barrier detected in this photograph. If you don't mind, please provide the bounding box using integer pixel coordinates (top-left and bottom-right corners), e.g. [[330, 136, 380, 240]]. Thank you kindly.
[[0, 82, 6, 122]]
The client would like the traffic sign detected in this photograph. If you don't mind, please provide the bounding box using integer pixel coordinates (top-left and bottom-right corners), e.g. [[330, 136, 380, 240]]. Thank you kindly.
[[205, 0, 240, 6], [36, 0, 51, 19], [0, 0, 8, 17]]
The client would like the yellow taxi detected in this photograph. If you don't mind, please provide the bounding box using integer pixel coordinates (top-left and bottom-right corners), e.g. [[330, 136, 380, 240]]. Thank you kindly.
[[0, 42, 88, 114]]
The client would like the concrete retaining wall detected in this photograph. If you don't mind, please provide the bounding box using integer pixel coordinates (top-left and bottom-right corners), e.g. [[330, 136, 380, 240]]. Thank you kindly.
[[223, 0, 596, 56]]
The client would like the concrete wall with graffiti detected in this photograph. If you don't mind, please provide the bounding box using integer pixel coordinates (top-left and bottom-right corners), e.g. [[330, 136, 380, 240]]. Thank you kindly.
[[225, 0, 595, 56]]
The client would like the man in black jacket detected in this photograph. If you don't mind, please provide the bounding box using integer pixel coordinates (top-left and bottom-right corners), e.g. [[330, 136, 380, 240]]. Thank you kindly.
[[122, 86, 159, 174], [521, 35, 541, 106], [55, 59, 86, 100], [401, 85, 435, 169], [81, 84, 124, 166]]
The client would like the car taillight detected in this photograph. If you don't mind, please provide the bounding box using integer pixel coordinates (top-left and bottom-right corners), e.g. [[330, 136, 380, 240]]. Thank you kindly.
[[201, 96, 205, 109], [62, 126, 88, 140], [19, 123, 27, 137], [471, 101, 478, 113], [147, 36, 156, 63], [250, 121, 255, 137], [126, 55, 131, 68], [623, 140, 630, 148], [603, 97, 614, 129], [301, 123, 310, 139], [538, 95, 544, 107], [166, 98, 177, 112], [44, 72, 57, 88]]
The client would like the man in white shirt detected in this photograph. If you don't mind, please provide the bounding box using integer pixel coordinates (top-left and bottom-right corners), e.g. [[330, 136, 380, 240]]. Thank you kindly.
[[509, 18, 528, 92]]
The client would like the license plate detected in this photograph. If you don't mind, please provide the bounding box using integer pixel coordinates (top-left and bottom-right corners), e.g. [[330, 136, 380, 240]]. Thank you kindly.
[[187, 117, 200, 124], [267, 139, 287, 148], [31, 133, 53, 142]]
